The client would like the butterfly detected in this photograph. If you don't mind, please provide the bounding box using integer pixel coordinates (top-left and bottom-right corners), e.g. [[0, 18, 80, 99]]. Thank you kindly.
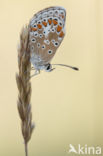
[[29, 6, 78, 77]]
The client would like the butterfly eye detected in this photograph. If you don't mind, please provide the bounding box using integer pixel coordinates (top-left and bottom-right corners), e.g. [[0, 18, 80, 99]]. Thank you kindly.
[[46, 64, 51, 71], [48, 49, 52, 54], [46, 65, 50, 70]]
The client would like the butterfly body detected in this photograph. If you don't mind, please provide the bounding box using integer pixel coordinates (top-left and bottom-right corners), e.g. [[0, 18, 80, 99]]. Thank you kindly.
[[29, 6, 66, 72]]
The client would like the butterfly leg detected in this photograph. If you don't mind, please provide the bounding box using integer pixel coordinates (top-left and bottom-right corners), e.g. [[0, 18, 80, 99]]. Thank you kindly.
[[50, 68, 56, 72], [31, 66, 35, 70], [24, 67, 35, 74], [30, 70, 40, 78], [26, 70, 40, 81]]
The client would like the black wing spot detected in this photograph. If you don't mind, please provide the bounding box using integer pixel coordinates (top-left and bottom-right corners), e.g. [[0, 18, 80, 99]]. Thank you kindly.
[[34, 33, 38, 37], [42, 45, 45, 49], [54, 18, 58, 21], [48, 50, 52, 54], [38, 21, 41, 24], [31, 38, 36, 42], [59, 22, 62, 26], [31, 46, 34, 50], [43, 19, 46, 22], [51, 28, 55, 32], [37, 43, 40, 48], [34, 24, 37, 27], [40, 34, 42, 37], [54, 42, 59, 47]]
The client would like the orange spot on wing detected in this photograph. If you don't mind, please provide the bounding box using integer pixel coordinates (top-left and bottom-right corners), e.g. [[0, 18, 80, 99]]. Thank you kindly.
[[59, 14, 65, 19], [62, 15, 64, 18], [42, 21, 47, 27], [37, 24, 42, 29], [31, 27, 37, 31], [53, 19, 58, 25], [48, 19, 52, 25], [57, 25, 62, 32], [59, 31, 64, 37]]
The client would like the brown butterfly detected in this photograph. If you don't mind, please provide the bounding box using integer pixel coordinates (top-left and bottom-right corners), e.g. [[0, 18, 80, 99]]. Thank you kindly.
[[29, 6, 78, 77]]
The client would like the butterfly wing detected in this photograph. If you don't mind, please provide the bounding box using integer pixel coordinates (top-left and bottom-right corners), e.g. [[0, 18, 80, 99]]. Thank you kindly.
[[29, 6, 66, 69]]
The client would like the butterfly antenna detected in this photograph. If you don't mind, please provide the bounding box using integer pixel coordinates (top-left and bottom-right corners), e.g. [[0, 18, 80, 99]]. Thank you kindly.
[[52, 64, 79, 71]]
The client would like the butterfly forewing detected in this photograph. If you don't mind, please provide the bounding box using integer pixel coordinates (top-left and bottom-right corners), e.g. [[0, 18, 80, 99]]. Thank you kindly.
[[29, 6, 66, 69]]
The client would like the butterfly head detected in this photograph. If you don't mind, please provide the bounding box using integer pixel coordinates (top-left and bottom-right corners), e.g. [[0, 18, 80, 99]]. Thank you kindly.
[[45, 63, 53, 72]]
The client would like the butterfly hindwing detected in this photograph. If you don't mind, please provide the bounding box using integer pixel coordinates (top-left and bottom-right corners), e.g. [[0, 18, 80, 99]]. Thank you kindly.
[[29, 6, 66, 67]]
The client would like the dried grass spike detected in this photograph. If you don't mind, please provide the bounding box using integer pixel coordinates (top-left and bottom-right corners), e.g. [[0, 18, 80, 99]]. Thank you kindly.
[[16, 26, 34, 156]]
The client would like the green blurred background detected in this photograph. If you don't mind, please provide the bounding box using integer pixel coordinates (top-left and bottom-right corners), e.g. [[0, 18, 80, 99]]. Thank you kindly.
[[0, 0, 103, 155]]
